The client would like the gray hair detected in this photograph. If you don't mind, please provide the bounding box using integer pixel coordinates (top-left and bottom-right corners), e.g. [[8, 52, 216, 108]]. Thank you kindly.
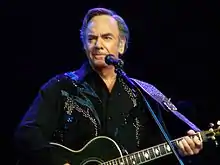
[[80, 8, 130, 53]]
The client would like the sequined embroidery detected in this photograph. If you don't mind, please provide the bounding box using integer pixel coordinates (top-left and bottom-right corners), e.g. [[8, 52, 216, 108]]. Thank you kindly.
[[118, 77, 137, 107], [133, 117, 142, 147], [61, 90, 98, 136], [118, 77, 143, 147]]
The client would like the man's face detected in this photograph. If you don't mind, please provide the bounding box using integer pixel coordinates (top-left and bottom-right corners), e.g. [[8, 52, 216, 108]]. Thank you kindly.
[[84, 15, 124, 69]]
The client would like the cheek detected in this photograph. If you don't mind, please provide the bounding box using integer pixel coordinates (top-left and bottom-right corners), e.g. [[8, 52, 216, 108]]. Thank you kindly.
[[84, 44, 93, 53], [106, 43, 119, 53]]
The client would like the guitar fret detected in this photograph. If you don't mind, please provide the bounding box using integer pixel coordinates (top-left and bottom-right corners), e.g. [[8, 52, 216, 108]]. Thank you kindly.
[[134, 152, 141, 164], [159, 144, 166, 155], [125, 156, 130, 165], [130, 155, 135, 164], [118, 157, 125, 165], [129, 154, 138, 164], [127, 155, 133, 164], [173, 139, 179, 146], [111, 159, 117, 165], [153, 146, 161, 156], [148, 148, 155, 159], [143, 150, 150, 160], [139, 151, 146, 162], [164, 143, 172, 153]]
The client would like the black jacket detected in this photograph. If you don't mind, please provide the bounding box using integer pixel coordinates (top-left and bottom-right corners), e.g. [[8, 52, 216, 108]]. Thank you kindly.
[[13, 61, 199, 165]]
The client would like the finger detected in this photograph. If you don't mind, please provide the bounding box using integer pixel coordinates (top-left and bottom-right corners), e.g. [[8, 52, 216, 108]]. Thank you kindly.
[[192, 137, 202, 154], [177, 140, 187, 156], [193, 135, 202, 147], [187, 129, 196, 135], [187, 130, 203, 150], [185, 136, 196, 149], [185, 136, 201, 154], [181, 138, 194, 155]]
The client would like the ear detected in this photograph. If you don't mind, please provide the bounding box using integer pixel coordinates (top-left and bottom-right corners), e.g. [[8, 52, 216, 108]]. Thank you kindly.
[[118, 38, 126, 55], [83, 42, 86, 50], [83, 43, 88, 53]]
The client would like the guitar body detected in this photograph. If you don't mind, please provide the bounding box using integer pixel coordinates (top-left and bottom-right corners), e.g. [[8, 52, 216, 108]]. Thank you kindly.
[[16, 126, 220, 165], [51, 136, 123, 165], [17, 136, 124, 165]]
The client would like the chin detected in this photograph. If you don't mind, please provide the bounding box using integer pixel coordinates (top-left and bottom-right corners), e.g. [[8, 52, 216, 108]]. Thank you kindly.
[[91, 60, 109, 69], [94, 61, 107, 68]]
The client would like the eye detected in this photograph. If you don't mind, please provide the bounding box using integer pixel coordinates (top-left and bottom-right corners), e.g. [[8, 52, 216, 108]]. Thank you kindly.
[[104, 36, 112, 40], [87, 35, 97, 41], [88, 37, 95, 41]]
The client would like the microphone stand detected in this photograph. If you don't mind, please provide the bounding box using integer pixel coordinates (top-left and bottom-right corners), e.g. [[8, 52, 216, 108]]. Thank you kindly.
[[114, 67, 185, 165]]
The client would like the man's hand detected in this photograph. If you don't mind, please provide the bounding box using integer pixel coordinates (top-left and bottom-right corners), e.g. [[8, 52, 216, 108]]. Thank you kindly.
[[177, 129, 203, 156]]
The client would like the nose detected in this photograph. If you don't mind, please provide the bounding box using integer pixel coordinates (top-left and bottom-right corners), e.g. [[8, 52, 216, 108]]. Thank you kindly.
[[94, 37, 103, 49]]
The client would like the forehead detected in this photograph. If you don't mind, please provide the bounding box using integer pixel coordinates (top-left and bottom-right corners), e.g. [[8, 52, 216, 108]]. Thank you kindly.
[[86, 15, 119, 36]]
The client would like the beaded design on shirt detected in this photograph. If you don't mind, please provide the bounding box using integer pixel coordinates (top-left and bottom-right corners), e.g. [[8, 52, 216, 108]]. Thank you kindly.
[[118, 77, 137, 107], [61, 90, 98, 136], [118, 77, 142, 147], [133, 117, 142, 147]]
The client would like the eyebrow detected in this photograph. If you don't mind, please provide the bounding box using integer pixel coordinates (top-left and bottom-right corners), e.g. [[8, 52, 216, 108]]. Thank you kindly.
[[87, 33, 115, 38]]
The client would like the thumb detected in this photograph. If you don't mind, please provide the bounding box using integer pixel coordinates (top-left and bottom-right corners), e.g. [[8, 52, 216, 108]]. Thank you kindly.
[[187, 129, 196, 135]]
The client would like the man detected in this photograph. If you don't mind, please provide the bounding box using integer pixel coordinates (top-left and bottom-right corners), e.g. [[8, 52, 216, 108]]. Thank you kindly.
[[14, 7, 203, 165]]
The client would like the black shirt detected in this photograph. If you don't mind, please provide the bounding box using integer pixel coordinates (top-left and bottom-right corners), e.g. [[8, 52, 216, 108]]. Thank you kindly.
[[84, 69, 175, 159], [85, 70, 135, 137]]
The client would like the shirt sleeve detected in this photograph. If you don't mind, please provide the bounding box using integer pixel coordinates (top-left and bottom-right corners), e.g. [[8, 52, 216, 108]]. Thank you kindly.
[[13, 76, 69, 165]]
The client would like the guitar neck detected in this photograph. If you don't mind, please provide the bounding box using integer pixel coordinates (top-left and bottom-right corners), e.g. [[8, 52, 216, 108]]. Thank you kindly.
[[102, 132, 202, 165]]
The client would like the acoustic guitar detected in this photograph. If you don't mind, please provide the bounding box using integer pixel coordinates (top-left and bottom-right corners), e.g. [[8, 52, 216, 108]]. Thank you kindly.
[[17, 125, 220, 165]]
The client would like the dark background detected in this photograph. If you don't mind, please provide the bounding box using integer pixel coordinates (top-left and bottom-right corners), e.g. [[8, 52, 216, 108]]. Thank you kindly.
[[2, 0, 220, 164]]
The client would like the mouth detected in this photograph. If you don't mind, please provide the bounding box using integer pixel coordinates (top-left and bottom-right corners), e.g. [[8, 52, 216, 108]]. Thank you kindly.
[[92, 53, 106, 56], [92, 54, 107, 59]]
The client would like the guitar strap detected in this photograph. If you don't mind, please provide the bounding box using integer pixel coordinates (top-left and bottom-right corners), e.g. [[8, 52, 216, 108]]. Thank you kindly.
[[131, 78, 201, 132]]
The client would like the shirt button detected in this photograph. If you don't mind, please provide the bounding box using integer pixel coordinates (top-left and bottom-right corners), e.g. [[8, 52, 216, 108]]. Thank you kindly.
[[108, 116, 112, 120]]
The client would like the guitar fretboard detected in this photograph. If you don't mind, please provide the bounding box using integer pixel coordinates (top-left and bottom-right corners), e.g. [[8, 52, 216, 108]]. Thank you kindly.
[[102, 133, 201, 165]]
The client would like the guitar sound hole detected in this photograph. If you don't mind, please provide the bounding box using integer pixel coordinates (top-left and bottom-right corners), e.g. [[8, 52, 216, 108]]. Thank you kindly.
[[83, 162, 100, 165], [81, 158, 103, 165]]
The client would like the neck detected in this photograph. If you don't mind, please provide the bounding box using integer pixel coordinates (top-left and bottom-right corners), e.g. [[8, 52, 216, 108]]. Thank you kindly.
[[93, 65, 117, 81], [92, 65, 117, 92], [96, 66, 116, 81]]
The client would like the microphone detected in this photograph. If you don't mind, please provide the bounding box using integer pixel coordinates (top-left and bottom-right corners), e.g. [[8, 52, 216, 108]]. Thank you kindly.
[[105, 54, 124, 68]]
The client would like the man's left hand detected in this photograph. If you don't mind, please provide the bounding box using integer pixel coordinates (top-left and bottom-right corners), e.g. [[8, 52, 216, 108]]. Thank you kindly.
[[177, 129, 203, 156]]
